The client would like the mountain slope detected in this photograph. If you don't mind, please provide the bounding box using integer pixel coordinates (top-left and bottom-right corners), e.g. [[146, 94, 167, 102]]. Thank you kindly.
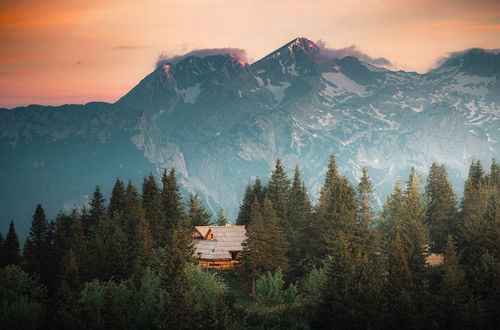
[[1, 37, 499, 236]]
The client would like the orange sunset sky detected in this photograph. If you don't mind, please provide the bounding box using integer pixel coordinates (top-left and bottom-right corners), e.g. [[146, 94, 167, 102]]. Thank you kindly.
[[1, 0, 499, 108]]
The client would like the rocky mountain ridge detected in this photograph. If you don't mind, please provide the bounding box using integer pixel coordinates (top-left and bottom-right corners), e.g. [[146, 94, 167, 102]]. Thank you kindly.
[[1, 37, 499, 235]]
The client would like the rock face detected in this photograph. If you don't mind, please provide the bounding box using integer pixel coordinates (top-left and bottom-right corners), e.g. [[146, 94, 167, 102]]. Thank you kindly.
[[1, 37, 499, 234]]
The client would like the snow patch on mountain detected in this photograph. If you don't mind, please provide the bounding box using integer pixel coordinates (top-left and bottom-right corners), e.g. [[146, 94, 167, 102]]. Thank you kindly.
[[176, 83, 202, 104], [266, 81, 291, 103], [321, 72, 369, 97]]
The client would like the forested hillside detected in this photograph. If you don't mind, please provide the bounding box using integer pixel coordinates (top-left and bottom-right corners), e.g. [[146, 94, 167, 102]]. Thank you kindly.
[[0, 155, 498, 329]]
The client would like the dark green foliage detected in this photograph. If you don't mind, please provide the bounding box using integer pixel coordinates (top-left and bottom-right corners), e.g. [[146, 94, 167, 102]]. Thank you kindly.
[[256, 268, 300, 307], [286, 166, 312, 272], [24, 204, 49, 278], [161, 168, 184, 246], [236, 183, 254, 226], [2, 220, 21, 267], [51, 248, 81, 329], [313, 231, 385, 330], [186, 263, 229, 328], [216, 207, 229, 226], [124, 181, 153, 280], [0, 265, 46, 330], [441, 235, 468, 329], [161, 225, 196, 329], [241, 198, 268, 296], [141, 173, 163, 246], [94, 212, 129, 281], [356, 167, 376, 228], [312, 154, 357, 262], [426, 163, 458, 253], [188, 192, 213, 226], [6, 159, 500, 329], [85, 186, 106, 238], [267, 158, 291, 222], [132, 267, 168, 329], [108, 178, 126, 218]]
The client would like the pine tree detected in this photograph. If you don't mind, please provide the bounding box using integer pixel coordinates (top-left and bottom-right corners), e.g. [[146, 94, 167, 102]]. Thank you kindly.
[[108, 178, 126, 218], [86, 186, 106, 238], [356, 167, 376, 228], [241, 198, 268, 297], [161, 224, 195, 329], [404, 168, 429, 287], [188, 192, 212, 227], [319, 153, 340, 201], [458, 160, 490, 267], [441, 235, 468, 329], [161, 168, 184, 246], [267, 158, 291, 222], [94, 212, 129, 282], [142, 173, 163, 246], [308, 154, 357, 265], [316, 175, 357, 259], [216, 207, 229, 226], [124, 181, 153, 280], [23, 204, 49, 279], [314, 231, 385, 330], [252, 177, 266, 205], [51, 248, 81, 329], [385, 233, 417, 329], [51, 211, 87, 290], [236, 183, 254, 226], [287, 165, 312, 269], [426, 163, 458, 254], [2, 220, 20, 267], [261, 198, 290, 273]]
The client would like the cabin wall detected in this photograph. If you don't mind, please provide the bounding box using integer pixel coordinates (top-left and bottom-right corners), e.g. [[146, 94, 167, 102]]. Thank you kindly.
[[198, 258, 241, 270]]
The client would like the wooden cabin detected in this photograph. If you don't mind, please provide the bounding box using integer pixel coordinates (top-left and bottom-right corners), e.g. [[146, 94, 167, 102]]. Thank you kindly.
[[192, 225, 247, 270]]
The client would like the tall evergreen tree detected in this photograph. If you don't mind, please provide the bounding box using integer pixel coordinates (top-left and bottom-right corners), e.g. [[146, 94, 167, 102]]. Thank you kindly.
[[441, 235, 468, 329], [267, 158, 291, 222], [215, 207, 229, 226], [108, 178, 126, 218], [85, 186, 106, 238], [356, 167, 376, 228], [94, 212, 129, 282], [161, 168, 184, 246], [236, 183, 254, 226], [314, 231, 385, 330], [142, 173, 163, 246], [252, 177, 266, 205], [24, 204, 49, 278], [385, 233, 417, 329], [161, 223, 195, 328], [51, 211, 87, 290], [426, 163, 458, 254], [2, 220, 20, 267], [261, 198, 290, 273], [124, 181, 153, 279], [458, 160, 490, 267], [188, 192, 212, 227], [51, 248, 81, 329], [241, 198, 268, 297], [404, 168, 429, 287]]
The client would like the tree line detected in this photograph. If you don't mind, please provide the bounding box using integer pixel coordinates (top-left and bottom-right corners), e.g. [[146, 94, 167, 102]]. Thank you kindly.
[[0, 156, 498, 329]]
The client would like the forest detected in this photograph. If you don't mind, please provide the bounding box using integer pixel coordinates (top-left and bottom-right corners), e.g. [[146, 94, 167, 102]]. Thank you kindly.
[[0, 155, 498, 330]]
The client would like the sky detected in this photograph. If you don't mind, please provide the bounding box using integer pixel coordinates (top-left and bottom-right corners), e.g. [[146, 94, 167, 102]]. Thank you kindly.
[[1, 0, 499, 108]]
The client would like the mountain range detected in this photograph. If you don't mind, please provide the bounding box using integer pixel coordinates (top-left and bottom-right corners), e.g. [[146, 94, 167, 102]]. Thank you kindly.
[[1, 37, 499, 236]]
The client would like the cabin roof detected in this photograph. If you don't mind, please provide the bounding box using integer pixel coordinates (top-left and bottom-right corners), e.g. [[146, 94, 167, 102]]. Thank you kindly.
[[193, 226, 246, 260], [193, 226, 211, 238]]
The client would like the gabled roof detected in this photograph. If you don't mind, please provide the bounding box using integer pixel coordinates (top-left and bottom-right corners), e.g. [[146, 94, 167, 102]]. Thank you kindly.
[[193, 226, 247, 260], [193, 226, 211, 238]]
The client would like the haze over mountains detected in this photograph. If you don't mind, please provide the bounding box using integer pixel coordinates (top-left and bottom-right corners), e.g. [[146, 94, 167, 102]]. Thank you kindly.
[[1, 37, 499, 236]]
